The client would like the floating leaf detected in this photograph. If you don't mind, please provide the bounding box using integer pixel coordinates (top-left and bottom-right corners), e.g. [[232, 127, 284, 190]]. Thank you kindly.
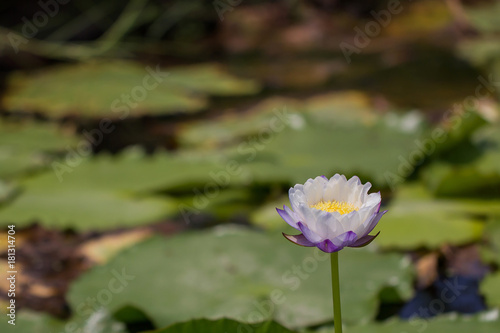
[[422, 162, 500, 198], [168, 63, 260, 96], [178, 97, 302, 148], [480, 218, 500, 265], [347, 313, 500, 333], [41, 149, 232, 193], [481, 272, 500, 308], [374, 184, 486, 249], [250, 196, 292, 231], [178, 187, 256, 222], [0, 183, 174, 230], [304, 91, 378, 126], [2, 144, 308, 228], [423, 123, 500, 197], [0, 150, 200, 229], [384, 0, 452, 37], [0, 181, 16, 203], [152, 318, 297, 333], [3, 61, 259, 118], [68, 227, 413, 328], [466, 2, 500, 34], [0, 309, 126, 333], [179, 91, 379, 149], [458, 39, 500, 69], [0, 120, 78, 179], [178, 94, 427, 188], [236, 113, 425, 187], [0, 146, 275, 229]]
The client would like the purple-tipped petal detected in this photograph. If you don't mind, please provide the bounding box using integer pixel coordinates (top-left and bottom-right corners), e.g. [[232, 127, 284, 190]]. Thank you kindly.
[[364, 210, 387, 235], [350, 231, 380, 248], [320, 175, 328, 180], [297, 222, 323, 244], [334, 230, 357, 247], [282, 233, 316, 247], [276, 205, 299, 229], [374, 198, 382, 214], [317, 239, 343, 253]]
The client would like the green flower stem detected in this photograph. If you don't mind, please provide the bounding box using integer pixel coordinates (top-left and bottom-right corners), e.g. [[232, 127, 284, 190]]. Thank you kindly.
[[330, 252, 343, 333]]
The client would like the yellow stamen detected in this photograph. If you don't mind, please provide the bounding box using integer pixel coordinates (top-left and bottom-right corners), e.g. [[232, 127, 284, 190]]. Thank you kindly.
[[310, 200, 359, 215]]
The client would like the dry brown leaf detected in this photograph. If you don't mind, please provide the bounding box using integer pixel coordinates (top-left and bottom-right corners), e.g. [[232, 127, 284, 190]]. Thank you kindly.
[[78, 229, 152, 265], [416, 252, 438, 289]]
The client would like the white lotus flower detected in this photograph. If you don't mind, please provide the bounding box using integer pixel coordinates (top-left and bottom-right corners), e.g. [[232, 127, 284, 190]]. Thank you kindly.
[[277, 174, 386, 253]]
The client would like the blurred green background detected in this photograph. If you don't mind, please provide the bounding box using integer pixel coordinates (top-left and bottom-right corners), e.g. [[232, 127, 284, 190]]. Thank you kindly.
[[0, 0, 500, 332]]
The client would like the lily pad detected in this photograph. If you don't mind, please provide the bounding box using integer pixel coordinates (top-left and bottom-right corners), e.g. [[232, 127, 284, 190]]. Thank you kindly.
[[178, 97, 303, 149], [167, 63, 260, 96], [1, 144, 304, 228], [0, 146, 275, 229], [304, 91, 378, 126], [422, 162, 500, 198], [3, 61, 259, 118], [152, 318, 297, 333], [384, 0, 452, 37], [347, 312, 500, 333], [458, 38, 500, 69], [0, 181, 17, 203], [67, 226, 413, 328], [374, 184, 486, 249], [235, 113, 425, 188], [0, 120, 78, 179], [423, 123, 500, 197], [480, 218, 500, 265], [178, 91, 381, 149], [41, 148, 234, 193], [250, 196, 291, 231], [0, 183, 174, 230], [0, 150, 200, 229], [465, 2, 500, 34], [0, 309, 126, 333], [481, 272, 500, 308], [178, 187, 256, 222]]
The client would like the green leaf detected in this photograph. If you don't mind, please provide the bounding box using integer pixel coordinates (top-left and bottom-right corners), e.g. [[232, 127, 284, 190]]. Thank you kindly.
[[480, 218, 500, 265], [151, 318, 297, 333], [238, 113, 425, 188], [481, 271, 500, 308], [0, 183, 174, 230], [304, 91, 378, 126], [346, 313, 500, 333], [0, 309, 127, 333], [178, 187, 255, 221], [0, 120, 78, 179], [422, 123, 500, 197], [382, 0, 452, 36], [68, 227, 413, 328], [167, 63, 260, 96], [178, 91, 379, 149], [1, 145, 300, 229], [250, 196, 291, 231], [42, 149, 231, 193], [458, 38, 500, 69], [465, 2, 500, 34], [0, 181, 17, 204], [374, 184, 486, 249], [0, 150, 195, 229], [179, 94, 426, 189], [178, 97, 302, 149], [3, 62, 259, 118], [422, 162, 500, 198]]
